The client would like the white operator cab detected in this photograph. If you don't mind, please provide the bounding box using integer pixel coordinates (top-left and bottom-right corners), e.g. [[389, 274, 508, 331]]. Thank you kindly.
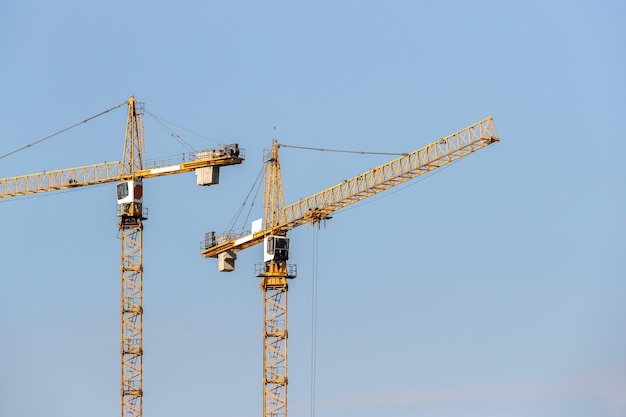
[[264, 235, 290, 262], [116, 179, 143, 216], [117, 179, 143, 204]]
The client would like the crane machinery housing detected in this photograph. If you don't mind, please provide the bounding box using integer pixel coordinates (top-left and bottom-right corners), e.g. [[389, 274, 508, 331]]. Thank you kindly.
[[0, 96, 244, 417], [201, 116, 499, 417]]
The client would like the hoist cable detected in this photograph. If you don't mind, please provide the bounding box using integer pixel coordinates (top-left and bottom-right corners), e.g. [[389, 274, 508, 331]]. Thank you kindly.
[[0, 100, 127, 161]]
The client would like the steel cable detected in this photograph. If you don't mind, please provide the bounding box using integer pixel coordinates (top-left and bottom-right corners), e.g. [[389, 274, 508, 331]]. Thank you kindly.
[[0, 100, 127, 160]]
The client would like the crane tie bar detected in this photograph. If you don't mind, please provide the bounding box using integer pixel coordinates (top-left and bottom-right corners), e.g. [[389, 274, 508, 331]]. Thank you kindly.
[[278, 143, 407, 156], [0, 100, 128, 160]]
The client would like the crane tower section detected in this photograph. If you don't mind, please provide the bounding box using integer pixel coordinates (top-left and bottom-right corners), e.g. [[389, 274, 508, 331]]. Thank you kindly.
[[119, 97, 146, 417]]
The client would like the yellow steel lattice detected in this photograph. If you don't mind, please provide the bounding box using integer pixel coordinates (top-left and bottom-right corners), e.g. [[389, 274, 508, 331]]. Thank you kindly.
[[262, 263, 288, 417], [202, 116, 499, 259], [120, 218, 143, 417]]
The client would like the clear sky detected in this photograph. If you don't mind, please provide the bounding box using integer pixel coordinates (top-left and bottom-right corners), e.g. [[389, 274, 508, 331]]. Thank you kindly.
[[1, 1, 624, 417]]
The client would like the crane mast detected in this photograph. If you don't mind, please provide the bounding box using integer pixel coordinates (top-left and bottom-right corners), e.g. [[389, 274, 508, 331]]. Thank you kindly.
[[258, 139, 293, 417], [264, 137, 285, 231], [119, 96, 146, 417], [202, 116, 499, 417]]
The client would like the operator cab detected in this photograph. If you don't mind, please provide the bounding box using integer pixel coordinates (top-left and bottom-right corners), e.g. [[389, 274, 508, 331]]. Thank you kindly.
[[116, 180, 143, 205], [264, 236, 290, 262], [116, 179, 143, 204]]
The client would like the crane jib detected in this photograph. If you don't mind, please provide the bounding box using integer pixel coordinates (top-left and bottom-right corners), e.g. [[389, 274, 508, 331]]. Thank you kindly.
[[0, 147, 244, 199], [202, 116, 498, 259]]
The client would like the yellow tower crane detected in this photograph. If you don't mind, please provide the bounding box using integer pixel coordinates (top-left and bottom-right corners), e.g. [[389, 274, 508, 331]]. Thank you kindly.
[[0, 96, 245, 417], [201, 116, 499, 417]]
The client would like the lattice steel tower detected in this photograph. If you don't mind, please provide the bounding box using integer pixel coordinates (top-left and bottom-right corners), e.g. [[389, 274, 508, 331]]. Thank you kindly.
[[118, 97, 147, 417]]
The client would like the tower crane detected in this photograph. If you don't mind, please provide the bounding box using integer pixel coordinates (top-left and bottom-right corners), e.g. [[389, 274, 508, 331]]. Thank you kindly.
[[201, 116, 499, 417], [0, 96, 244, 417]]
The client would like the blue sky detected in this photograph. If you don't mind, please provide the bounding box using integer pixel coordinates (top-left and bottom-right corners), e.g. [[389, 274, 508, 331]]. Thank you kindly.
[[1, 1, 624, 416]]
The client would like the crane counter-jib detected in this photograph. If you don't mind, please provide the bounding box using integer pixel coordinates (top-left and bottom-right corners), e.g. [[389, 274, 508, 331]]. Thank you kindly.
[[201, 116, 498, 258]]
